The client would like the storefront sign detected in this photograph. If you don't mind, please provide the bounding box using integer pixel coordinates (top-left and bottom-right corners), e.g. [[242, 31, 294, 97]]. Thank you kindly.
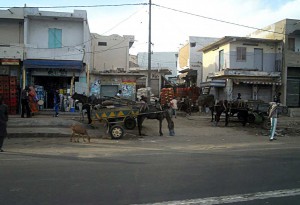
[[1, 59, 20, 65], [47, 68, 68, 76]]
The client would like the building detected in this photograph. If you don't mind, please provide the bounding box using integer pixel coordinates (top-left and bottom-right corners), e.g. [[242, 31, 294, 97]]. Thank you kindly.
[[90, 34, 143, 100], [0, 8, 24, 114], [137, 52, 178, 80], [136, 52, 175, 97], [178, 36, 219, 86], [248, 19, 300, 107], [201, 36, 282, 102], [22, 8, 91, 109]]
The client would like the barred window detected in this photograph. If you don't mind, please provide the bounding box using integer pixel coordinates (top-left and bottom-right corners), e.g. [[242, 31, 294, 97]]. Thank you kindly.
[[237, 47, 246, 61]]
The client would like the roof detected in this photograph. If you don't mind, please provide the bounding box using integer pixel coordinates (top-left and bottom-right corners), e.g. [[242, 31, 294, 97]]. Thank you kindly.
[[201, 36, 282, 53]]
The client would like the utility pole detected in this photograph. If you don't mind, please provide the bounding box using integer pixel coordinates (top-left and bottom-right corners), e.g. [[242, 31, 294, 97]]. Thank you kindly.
[[147, 0, 152, 103]]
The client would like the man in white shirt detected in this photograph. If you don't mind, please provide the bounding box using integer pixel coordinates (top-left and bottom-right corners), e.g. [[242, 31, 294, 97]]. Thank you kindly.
[[170, 97, 178, 118]]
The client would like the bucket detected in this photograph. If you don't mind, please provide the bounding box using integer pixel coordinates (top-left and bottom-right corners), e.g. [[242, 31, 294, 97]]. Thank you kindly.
[[70, 107, 75, 112]]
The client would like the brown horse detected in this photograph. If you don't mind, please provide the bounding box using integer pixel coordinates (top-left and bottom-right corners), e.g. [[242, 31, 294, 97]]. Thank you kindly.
[[137, 103, 175, 136]]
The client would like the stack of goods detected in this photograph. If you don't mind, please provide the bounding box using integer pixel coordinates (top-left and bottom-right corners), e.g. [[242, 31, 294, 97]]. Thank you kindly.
[[0, 76, 10, 107], [188, 87, 200, 104], [0, 76, 18, 114], [160, 88, 174, 106], [136, 88, 148, 101], [35, 85, 45, 110], [9, 76, 17, 114]]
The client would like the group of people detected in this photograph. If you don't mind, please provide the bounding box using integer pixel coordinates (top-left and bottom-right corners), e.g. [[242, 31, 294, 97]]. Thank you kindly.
[[21, 86, 61, 118]]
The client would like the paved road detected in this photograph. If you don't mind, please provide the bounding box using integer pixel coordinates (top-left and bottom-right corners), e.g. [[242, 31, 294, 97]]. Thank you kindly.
[[1, 116, 300, 204], [1, 143, 300, 205]]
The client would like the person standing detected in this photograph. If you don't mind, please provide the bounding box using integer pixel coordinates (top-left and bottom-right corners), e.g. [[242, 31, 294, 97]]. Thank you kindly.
[[0, 95, 8, 152], [21, 86, 31, 118], [170, 97, 178, 118], [54, 89, 60, 117], [116, 90, 122, 97], [28, 85, 38, 116], [268, 102, 279, 141]]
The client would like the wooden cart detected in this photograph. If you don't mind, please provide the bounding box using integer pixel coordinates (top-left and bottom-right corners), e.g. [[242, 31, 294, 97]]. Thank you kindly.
[[93, 105, 140, 139]]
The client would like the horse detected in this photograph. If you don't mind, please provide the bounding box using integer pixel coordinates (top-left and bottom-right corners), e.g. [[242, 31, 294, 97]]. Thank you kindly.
[[198, 94, 248, 126], [71, 93, 96, 124], [137, 102, 175, 136], [197, 94, 215, 121]]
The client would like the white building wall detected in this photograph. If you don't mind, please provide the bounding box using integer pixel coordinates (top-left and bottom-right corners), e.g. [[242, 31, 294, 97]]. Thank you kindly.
[[0, 8, 24, 60], [229, 42, 278, 72], [24, 9, 88, 61], [91, 34, 133, 72], [202, 44, 230, 82], [137, 52, 177, 78]]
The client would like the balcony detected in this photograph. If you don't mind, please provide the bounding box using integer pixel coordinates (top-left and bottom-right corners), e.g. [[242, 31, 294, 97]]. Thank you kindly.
[[25, 46, 84, 61], [0, 44, 23, 60]]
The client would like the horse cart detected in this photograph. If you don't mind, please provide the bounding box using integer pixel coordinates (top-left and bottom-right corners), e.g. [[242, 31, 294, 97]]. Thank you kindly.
[[93, 105, 140, 139]]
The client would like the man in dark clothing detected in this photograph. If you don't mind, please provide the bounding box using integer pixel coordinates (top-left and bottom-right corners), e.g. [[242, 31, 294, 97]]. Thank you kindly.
[[21, 86, 31, 118], [54, 90, 60, 117], [0, 95, 8, 152]]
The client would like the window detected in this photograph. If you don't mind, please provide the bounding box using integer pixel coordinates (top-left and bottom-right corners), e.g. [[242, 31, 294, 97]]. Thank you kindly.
[[288, 38, 295, 51], [98, 42, 107, 46], [219, 50, 224, 71], [236, 47, 246, 61], [190, 42, 196, 47], [48, 28, 62, 48]]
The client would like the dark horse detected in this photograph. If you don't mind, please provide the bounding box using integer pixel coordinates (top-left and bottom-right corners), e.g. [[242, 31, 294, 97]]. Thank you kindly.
[[71, 93, 103, 124], [198, 95, 248, 126], [137, 102, 175, 136]]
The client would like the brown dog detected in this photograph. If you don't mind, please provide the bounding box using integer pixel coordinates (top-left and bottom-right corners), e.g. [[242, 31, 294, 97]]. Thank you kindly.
[[70, 124, 90, 143]]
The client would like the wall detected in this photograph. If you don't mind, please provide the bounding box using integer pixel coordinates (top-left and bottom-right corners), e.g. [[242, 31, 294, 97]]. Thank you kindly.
[[229, 41, 278, 72], [202, 44, 230, 82], [178, 43, 189, 70], [0, 18, 24, 60], [137, 52, 177, 78], [92, 34, 131, 72], [25, 18, 84, 60], [89, 75, 136, 100]]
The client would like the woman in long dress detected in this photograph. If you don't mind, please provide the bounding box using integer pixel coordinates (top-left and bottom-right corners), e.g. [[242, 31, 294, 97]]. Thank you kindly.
[[28, 85, 38, 115]]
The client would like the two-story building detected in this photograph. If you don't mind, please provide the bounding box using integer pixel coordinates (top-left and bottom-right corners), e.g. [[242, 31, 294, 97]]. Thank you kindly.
[[178, 36, 219, 86], [200, 36, 282, 102], [248, 19, 300, 107], [0, 8, 24, 114], [89, 33, 143, 100], [22, 8, 91, 109]]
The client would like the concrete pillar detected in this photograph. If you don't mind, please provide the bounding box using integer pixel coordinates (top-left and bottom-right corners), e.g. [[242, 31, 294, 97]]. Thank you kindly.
[[226, 78, 233, 101]]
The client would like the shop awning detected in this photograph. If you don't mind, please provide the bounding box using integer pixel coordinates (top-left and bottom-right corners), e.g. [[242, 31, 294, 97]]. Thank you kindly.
[[24, 59, 83, 70], [233, 79, 281, 85], [200, 79, 226, 88]]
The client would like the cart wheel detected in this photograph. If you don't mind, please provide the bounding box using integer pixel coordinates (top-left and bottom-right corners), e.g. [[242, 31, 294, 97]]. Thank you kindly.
[[247, 113, 255, 123], [110, 125, 124, 140], [262, 118, 271, 130], [124, 117, 136, 130]]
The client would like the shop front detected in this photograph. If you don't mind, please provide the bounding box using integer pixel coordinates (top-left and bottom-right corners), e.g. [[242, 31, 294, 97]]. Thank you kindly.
[[0, 59, 22, 114], [23, 59, 84, 109]]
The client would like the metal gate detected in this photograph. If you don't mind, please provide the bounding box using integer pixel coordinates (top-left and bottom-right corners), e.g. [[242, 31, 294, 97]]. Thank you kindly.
[[100, 85, 118, 98]]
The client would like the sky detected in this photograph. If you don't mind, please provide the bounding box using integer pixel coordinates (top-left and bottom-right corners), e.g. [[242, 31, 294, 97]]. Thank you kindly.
[[1, 0, 300, 55]]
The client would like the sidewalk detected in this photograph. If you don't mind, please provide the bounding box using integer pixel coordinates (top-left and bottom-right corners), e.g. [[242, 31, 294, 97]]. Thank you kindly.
[[7, 110, 300, 139]]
